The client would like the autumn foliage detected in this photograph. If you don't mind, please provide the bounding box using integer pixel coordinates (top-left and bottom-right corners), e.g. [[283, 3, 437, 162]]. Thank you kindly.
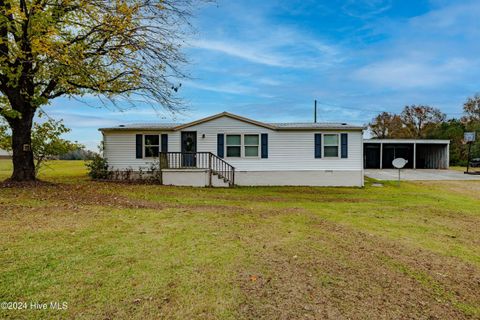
[[368, 99, 480, 165], [0, 0, 195, 181]]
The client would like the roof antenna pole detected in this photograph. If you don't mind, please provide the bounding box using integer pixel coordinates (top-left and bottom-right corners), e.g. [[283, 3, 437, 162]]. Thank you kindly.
[[314, 100, 317, 123]]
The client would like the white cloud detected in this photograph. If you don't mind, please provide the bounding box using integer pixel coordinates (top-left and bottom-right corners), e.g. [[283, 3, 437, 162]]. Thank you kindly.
[[354, 58, 470, 88], [189, 21, 342, 69], [350, 1, 480, 91], [342, 0, 393, 19], [190, 37, 342, 69], [105, 108, 168, 118], [191, 39, 290, 68], [46, 112, 123, 128], [184, 80, 256, 95], [256, 77, 282, 86], [409, 0, 480, 31]]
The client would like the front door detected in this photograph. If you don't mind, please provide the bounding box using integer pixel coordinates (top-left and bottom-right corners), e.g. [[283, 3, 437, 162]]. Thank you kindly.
[[181, 131, 197, 167]]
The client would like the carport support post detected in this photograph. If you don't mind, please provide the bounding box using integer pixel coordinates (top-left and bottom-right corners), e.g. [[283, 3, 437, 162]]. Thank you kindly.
[[413, 142, 417, 169], [380, 143, 383, 169], [446, 143, 450, 169]]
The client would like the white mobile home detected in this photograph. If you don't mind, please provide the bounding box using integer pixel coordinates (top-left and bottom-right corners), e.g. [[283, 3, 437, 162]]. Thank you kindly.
[[99, 112, 364, 187]]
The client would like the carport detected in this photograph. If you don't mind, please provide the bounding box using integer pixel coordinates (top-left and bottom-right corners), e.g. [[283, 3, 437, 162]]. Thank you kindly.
[[364, 139, 450, 169]]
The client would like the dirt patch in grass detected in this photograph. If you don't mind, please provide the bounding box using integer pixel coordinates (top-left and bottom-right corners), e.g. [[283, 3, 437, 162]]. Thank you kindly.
[[0, 182, 252, 216], [198, 192, 372, 204], [5, 182, 354, 218], [269, 187, 362, 195], [0, 178, 56, 188], [1, 183, 178, 210], [236, 216, 480, 320]]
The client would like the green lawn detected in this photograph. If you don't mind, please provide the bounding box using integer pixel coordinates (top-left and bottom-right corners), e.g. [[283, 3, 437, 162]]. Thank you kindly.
[[1, 160, 479, 319], [0, 159, 87, 182]]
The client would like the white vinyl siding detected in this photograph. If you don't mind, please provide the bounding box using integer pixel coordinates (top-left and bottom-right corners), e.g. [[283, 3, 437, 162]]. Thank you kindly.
[[181, 116, 362, 171], [103, 131, 181, 170], [103, 115, 363, 172]]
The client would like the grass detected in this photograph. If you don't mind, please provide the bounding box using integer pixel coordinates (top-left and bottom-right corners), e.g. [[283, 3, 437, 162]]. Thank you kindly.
[[1, 160, 479, 319], [0, 160, 87, 182], [451, 165, 468, 172]]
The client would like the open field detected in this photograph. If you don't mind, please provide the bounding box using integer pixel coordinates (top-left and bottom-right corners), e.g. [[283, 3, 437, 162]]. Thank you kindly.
[[1, 160, 479, 319]]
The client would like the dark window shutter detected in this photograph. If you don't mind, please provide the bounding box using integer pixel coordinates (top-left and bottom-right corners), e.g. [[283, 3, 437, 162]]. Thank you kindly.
[[135, 134, 143, 159], [315, 133, 322, 158], [341, 133, 348, 158], [136, 134, 143, 159], [217, 134, 224, 158], [161, 134, 168, 153], [261, 134, 268, 158]]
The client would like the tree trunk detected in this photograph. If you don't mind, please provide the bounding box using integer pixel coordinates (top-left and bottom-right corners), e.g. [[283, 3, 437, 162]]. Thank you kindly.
[[10, 110, 36, 181]]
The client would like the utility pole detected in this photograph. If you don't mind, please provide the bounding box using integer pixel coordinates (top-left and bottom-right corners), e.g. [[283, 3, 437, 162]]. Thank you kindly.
[[314, 100, 317, 123]]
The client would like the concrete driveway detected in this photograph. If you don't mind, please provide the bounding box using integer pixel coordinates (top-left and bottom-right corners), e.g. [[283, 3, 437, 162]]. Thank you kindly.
[[365, 169, 480, 181]]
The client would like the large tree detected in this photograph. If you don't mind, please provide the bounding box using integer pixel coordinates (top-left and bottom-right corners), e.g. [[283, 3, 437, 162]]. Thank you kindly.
[[462, 95, 480, 160], [0, 0, 194, 181], [462, 94, 480, 122], [426, 118, 467, 166], [368, 111, 406, 139], [0, 115, 82, 175], [400, 105, 446, 138]]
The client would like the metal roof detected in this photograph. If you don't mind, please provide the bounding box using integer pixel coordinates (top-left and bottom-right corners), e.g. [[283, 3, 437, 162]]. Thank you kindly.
[[100, 123, 180, 131], [99, 112, 363, 132], [269, 122, 363, 130], [364, 139, 450, 144]]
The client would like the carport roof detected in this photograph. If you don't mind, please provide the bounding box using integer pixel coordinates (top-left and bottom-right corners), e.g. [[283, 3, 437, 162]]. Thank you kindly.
[[364, 139, 449, 144]]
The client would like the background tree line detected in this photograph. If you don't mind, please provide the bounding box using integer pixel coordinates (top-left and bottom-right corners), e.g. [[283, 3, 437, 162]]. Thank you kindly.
[[368, 95, 480, 166]]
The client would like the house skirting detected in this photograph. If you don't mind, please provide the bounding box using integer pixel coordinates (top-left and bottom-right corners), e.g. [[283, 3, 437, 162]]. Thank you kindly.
[[162, 169, 363, 187], [235, 170, 364, 187], [109, 169, 364, 187], [162, 169, 230, 187]]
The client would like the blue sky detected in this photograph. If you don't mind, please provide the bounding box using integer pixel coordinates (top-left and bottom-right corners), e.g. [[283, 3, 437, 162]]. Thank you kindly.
[[47, 0, 480, 150]]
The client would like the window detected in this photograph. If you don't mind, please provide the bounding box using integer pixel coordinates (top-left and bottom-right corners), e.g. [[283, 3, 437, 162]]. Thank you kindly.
[[323, 134, 339, 157], [144, 135, 159, 157], [244, 134, 259, 157], [226, 135, 241, 157], [225, 134, 261, 158]]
